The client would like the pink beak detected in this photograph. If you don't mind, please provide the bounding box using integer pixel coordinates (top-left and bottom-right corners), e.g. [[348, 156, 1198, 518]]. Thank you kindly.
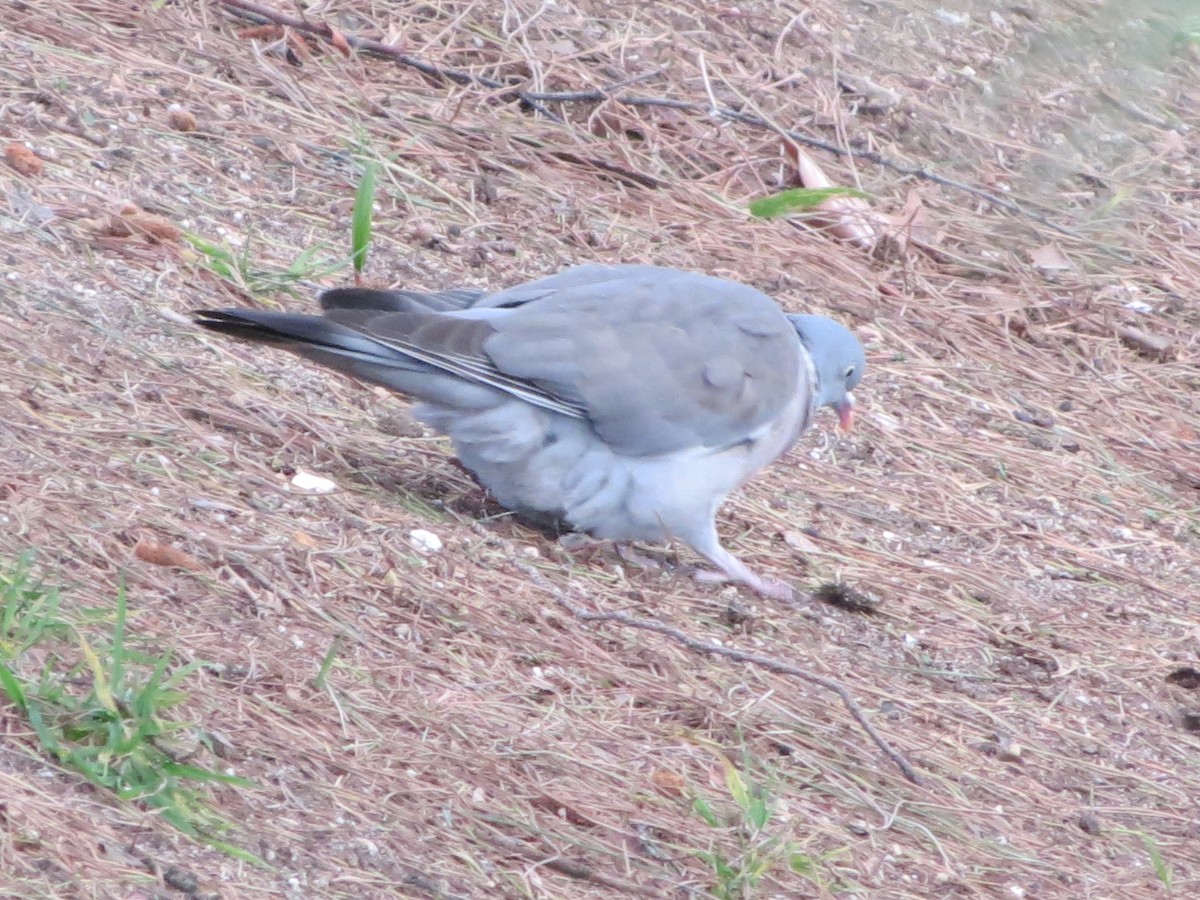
[[836, 393, 856, 431]]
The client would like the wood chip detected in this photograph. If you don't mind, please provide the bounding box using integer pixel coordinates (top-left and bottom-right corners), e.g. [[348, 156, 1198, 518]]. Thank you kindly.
[[1117, 326, 1175, 360]]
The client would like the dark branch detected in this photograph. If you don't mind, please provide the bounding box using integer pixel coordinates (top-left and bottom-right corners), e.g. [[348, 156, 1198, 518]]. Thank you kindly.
[[217, 0, 1075, 235]]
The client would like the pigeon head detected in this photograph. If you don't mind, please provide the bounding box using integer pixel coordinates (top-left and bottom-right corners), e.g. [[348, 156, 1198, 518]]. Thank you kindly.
[[787, 314, 865, 431]]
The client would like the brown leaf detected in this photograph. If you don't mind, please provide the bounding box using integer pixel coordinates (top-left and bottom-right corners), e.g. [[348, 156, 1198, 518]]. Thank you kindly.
[[783, 143, 886, 248], [650, 769, 687, 798], [1167, 667, 1200, 690], [785, 142, 834, 189], [100, 204, 182, 243], [814, 582, 881, 614], [237, 25, 284, 41], [530, 794, 597, 827], [285, 29, 313, 61], [291, 531, 320, 550], [5, 142, 42, 176], [329, 28, 351, 57], [892, 188, 936, 250], [134, 538, 202, 571]]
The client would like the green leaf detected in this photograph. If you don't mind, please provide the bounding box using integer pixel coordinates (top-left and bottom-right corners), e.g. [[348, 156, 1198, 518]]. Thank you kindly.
[[110, 577, 128, 697], [747, 794, 770, 831], [724, 763, 750, 815], [314, 635, 343, 690], [0, 552, 262, 864], [159, 803, 199, 837], [206, 840, 270, 868], [748, 187, 869, 220], [185, 233, 237, 265], [789, 852, 816, 875], [162, 761, 256, 788], [78, 634, 117, 715], [692, 795, 720, 828], [0, 660, 28, 711], [351, 162, 377, 274], [1142, 833, 1172, 889]]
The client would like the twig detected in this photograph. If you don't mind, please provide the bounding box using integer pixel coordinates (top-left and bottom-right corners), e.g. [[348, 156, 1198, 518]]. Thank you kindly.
[[217, 0, 1073, 237], [581, 92, 1078, 239], [547, 150, 666, 189], [216, 0, 563, 121], [483, 828, 662, 896], [513, 563, 922, 785]]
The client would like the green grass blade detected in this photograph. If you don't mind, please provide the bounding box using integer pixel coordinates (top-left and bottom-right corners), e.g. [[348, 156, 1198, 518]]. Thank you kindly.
[[748, 186, 869, 219], [351, 161, 377, 275], [206, 840, 270, 868], [314, 635, 343, 690], [162, 761, 256, 788], [1140, 832, 1172, 889], [0, 660, 28, 712], [692, 795, 720, 828], [110, 576, 127, 698]]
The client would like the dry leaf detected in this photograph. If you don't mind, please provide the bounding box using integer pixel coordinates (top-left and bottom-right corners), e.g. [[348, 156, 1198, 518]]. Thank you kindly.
[[1029, 243, 1073, 272], [134, 538, 202, 571], [329, 28, 351, 57], [783, 143, 885, 248], [291, 531, 320, 550], [893, 188, 936, 250], [237, 25, 284, 40], [286, 30, 313, 61], [1165, 420, 1198, 442], [649, 769, 687, 797], [100, 203, 182, 243], [783, 530, 820, 555], [5, 143, 42, 176]]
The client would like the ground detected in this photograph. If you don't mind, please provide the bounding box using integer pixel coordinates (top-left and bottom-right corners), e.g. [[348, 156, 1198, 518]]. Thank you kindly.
[[1, 1, 1199, 898]]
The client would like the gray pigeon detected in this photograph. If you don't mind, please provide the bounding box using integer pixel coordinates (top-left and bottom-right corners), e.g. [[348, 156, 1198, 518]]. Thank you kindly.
[[194, 264, 864, 601]]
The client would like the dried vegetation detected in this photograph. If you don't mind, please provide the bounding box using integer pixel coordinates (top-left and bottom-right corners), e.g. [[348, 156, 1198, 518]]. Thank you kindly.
[[1, 0, 1198, 897]]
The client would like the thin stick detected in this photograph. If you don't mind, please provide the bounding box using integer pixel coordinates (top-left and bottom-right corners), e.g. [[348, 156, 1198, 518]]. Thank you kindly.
[[514, 563, 922, 785], [216, 0, 1074, 237], [217, 0, 563, 121]]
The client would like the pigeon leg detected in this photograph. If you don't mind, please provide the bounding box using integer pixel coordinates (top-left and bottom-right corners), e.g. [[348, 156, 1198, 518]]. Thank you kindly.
[[694, 542, 796, 603]]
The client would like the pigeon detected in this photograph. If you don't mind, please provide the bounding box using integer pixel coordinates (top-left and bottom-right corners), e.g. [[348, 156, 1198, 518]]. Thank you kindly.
[[194, 264, 865, 601]]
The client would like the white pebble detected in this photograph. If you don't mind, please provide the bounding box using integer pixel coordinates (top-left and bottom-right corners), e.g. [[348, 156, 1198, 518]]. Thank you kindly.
[[290, 470, 337, 493], [409, 529, 443, 553]]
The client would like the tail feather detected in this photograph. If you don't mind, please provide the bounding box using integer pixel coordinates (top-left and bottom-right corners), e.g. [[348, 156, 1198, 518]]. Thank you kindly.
[[193, 308, 501, 411], [194, 309, 390, 362], [319, 287, 485, 315]]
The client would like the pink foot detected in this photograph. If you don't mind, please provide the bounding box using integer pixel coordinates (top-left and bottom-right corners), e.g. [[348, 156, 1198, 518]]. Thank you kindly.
[[694, 567, 796, 603]]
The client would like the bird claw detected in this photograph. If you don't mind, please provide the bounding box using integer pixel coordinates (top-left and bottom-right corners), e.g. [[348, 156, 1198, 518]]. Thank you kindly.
[[694, 567, 796, 603], [751, 577, 797, 604], [693, 567, 731, 586]]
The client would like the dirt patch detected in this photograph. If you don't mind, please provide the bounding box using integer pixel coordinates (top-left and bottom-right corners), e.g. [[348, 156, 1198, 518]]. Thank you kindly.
[[1, 1, 1198, 897]]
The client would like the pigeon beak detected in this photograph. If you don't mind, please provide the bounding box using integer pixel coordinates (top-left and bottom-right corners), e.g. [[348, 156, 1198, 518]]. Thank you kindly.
[[836, 393, 856, 432]]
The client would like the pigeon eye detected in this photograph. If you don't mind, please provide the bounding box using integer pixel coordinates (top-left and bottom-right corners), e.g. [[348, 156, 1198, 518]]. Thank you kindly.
[[843, 365, 856, 380]]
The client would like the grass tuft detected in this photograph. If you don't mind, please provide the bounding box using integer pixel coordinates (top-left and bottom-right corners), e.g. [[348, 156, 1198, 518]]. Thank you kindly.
[[0, 556, 264, 865]]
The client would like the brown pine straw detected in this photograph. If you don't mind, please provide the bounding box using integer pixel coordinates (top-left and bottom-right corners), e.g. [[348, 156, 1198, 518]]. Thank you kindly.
[[514, 561, 922, 784], [1, 0, 1198, 896]]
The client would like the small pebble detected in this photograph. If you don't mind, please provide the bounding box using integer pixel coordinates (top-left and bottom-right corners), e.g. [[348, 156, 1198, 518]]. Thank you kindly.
[[409, 529, 443, 553]]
